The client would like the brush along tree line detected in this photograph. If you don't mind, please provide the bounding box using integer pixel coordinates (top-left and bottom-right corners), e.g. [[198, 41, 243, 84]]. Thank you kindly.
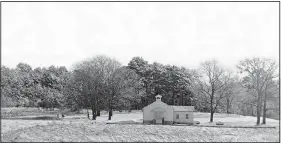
[[1, 56, 279, 124]]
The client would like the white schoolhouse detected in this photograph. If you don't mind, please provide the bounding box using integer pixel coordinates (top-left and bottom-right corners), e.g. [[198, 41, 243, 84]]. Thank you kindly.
[[143, 95, 194, 125]]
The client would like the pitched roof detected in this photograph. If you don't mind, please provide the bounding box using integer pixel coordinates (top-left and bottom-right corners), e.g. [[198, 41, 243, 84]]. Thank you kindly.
[[172, 106, 194, 112], [143, 100, 170, 110]]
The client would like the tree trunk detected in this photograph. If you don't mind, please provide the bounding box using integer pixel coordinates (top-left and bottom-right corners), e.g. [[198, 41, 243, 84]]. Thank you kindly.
[[256, 93, 261, 125], [91, 104, 96, 120], [226, 98, 230, 114], [256, 104, 261, 125], [262, 93, 267, 124], [108, 108, 112, 120], [96, 97, 100, 116], [96, 99, 100, 117], [210, 104, 214, 122], [87, 108, 90, 119], [210, 95, 214, 122], [210, 111, 214, 122]]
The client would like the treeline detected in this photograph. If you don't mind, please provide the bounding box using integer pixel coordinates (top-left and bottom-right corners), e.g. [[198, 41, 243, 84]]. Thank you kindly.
[[1, 55, 279, 124]]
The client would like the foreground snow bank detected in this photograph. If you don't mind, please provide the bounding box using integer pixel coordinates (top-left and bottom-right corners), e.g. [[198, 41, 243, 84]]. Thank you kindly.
[[2, 122, 279, 142], [2, 110, 279, 139]]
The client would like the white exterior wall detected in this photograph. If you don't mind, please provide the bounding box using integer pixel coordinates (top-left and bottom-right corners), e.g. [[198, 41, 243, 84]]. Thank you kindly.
[[173, 111, 193, 124], [143, 102, 174, 122]]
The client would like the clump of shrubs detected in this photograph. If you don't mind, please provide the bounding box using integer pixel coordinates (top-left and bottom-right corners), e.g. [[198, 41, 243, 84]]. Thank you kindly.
[[216, 121, 224, 125]]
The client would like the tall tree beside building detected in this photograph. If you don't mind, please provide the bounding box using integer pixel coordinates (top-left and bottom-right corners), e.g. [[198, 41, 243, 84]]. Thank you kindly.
[[197, 60, 231, 122]]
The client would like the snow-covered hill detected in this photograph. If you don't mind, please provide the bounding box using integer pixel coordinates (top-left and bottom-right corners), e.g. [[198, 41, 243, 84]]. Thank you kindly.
[[1, 108, 279, 142]]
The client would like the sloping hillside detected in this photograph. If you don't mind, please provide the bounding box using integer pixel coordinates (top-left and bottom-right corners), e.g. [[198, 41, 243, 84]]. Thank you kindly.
[[1, 108, 279, 142]]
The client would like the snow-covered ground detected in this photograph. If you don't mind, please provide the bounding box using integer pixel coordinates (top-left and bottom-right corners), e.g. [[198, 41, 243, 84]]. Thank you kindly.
[[193, 112, 279, 127], [1, 109, 280, 142], [2, 120, 279, 142]]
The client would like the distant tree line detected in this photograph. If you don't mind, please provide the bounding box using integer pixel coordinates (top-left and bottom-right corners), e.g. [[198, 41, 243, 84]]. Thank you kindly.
[[1, 55, 279, 124]]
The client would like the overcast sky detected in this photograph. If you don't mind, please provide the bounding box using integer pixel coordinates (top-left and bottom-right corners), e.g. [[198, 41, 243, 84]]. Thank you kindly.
[[2, 2, 279, 71]]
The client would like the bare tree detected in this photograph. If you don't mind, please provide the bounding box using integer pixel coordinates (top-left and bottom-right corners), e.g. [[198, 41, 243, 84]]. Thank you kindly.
[[197, 60, 231, 122], [73, 60, 99, 120], [262, 78, 279, 124], [222, 76, 241, 114], [95, 56, 122, 120], [237, 57, 278, 125], [72, 55, 119, 120]]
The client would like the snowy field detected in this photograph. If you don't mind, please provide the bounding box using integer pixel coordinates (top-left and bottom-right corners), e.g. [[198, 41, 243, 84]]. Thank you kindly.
[[1, 108, 280, 142]]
